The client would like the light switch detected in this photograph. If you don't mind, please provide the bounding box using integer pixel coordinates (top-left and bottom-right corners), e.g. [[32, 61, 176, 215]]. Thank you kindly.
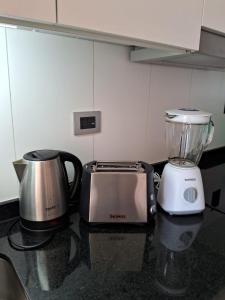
[[80, 116, 96, 129], [73, 111, 101, 135]]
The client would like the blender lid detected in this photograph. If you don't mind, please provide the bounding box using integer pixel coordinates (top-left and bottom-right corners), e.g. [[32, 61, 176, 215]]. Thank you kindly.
[[165, 108, 212, 124]]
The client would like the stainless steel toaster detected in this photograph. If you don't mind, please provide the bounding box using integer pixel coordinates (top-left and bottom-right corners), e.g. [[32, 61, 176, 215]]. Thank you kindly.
[[80, 161, 156, 223]]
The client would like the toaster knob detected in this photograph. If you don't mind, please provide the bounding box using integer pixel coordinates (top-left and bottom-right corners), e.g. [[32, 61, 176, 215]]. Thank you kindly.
[[150, 205, 157, 215]]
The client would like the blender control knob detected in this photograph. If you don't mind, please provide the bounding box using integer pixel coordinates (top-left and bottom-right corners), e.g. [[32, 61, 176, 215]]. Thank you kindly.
[[184, 187, 198, 203]]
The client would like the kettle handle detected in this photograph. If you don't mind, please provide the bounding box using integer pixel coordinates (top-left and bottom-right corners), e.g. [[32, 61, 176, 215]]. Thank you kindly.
[[60, 152, 83, 202]]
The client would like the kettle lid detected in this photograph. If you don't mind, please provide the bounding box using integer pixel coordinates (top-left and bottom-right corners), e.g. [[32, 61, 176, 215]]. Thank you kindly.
[[23, 150, 59, 161]]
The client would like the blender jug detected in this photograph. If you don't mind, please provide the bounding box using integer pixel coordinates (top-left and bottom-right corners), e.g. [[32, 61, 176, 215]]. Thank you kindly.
[[165, 109, 214, 167]]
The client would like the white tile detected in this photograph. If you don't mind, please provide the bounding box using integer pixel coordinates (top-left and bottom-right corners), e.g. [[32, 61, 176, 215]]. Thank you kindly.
[[7, 28, 94, 165], [190, 69, 225, 149], [93, 42, 150, 161], [0, 27, 18, 201], [147, 65, 192, 163]]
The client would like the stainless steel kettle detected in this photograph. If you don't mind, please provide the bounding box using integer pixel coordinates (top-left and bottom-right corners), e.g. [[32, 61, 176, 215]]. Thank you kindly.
[[13, 150, 82, 229]]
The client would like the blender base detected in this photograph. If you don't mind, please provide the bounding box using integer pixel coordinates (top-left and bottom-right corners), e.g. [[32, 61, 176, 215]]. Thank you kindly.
[[157, 163, 205, 215]]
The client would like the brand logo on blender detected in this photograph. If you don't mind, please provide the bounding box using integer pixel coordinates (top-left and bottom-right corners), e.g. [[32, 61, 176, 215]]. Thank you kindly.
[[185, 178, 196, 181]]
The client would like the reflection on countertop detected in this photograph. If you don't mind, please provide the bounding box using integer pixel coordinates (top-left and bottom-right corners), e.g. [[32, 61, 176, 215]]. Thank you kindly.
[[155, 213, 203, 297]]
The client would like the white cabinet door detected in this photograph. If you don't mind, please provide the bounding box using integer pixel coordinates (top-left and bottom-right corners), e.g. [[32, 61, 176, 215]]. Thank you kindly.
[[57, 0, 203, 50], [202, 0, 225, 34], [0, 0, 56, 23]]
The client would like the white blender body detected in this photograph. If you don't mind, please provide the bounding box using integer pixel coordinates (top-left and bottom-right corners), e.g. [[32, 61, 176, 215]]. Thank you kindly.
[[158, 108, 214, 215], [159, 163, 205, 214]]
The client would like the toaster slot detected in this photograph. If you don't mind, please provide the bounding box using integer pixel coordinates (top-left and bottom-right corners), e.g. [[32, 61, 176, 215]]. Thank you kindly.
[[91, 161, 145, 173]]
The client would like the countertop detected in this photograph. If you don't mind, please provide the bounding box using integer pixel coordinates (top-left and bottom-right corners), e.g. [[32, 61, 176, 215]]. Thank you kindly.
[[1, 152, 225, 299]]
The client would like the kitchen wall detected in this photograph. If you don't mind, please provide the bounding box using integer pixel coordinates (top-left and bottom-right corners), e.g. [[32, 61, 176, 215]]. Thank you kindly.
[[1, 26, 225, 202]]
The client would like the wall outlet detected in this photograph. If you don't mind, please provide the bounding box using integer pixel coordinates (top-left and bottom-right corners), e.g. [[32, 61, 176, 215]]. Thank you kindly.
[[73, 111, 101, 135]]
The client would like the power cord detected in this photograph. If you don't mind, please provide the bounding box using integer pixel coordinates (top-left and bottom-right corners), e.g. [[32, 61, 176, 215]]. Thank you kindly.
[[7, 218, 54, 251]]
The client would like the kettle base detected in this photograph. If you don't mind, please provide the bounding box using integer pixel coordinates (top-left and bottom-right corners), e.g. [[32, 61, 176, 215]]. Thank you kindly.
[[20, 214, 69, 232]]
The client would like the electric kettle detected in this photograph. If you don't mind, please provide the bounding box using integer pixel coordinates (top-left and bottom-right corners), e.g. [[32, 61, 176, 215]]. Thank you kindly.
[[13, 150, 82, 229]]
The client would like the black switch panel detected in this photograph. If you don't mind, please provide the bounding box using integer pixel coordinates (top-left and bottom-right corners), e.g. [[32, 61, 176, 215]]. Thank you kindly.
[[80, 116, 96, 129], [74, 111, 101, 135], [211, 189, 221, 207]]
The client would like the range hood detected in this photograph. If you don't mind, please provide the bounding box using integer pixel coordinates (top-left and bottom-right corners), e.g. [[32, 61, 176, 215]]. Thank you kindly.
[[130, 30, 225, 71]]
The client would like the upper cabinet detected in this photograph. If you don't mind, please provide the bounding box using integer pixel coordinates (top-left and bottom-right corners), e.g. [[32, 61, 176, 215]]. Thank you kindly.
[[57, 0, 204, 51], [202, 0, 225, 34], [0, 0, 56, 23]]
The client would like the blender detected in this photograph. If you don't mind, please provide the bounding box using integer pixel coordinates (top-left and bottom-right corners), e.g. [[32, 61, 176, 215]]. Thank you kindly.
[[157, 108, 214, 215]]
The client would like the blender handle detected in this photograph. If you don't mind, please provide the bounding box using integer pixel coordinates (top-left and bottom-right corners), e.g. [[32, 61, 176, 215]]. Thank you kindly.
[[205, 120, 214, 148]]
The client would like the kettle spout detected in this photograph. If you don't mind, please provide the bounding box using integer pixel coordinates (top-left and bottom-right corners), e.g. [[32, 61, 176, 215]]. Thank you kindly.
[[13, 159, 27, 182]]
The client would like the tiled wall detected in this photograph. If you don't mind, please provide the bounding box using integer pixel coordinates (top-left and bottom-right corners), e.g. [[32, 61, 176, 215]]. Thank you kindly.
[[1, 27, 225, 202]]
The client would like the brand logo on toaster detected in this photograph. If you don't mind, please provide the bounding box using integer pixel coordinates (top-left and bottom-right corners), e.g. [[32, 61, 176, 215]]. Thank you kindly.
[[109, 236, 125, 241], [110, 214, 126, 219]]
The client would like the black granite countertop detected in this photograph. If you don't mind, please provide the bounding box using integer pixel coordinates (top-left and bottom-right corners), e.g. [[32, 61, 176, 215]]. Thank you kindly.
[[1, 151, 225, 300]]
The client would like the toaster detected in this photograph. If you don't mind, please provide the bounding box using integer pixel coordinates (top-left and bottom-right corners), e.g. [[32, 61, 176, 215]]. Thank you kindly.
[[80, 161, 156, 224]]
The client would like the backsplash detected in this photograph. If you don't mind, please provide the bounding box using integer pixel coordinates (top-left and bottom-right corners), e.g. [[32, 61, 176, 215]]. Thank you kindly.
[[1, 26, 225, 202]]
